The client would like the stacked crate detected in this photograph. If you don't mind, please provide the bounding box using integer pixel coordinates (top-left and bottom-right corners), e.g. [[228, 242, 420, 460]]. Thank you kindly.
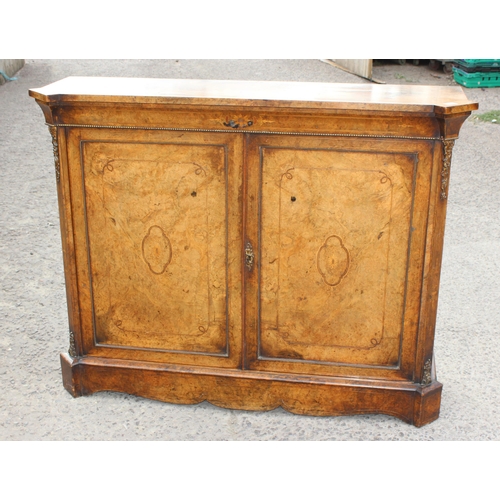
[[453, 60, 500, 88]]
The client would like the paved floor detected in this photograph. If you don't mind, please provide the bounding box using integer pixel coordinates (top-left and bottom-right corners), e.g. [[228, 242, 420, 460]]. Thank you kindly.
[[1, 59, 499, 440]]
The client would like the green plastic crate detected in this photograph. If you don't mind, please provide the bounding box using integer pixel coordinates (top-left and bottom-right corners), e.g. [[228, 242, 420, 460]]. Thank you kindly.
[[453, 67, 500, 88], [455, 59, 500, 70], [454, 60, 500, 73]]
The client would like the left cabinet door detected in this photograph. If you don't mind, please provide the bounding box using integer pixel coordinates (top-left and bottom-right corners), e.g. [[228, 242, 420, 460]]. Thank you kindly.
[[62, 127, 244, 368]]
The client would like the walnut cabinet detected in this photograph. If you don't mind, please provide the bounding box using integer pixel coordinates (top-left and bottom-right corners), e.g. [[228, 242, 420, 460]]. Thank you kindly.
[[29, 77, 478, 426]]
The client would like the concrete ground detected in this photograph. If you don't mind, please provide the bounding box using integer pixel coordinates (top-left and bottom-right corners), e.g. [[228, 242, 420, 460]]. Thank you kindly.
[[1, 59, 499, 440]]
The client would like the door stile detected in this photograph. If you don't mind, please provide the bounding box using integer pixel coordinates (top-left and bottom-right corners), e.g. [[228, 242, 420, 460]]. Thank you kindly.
[[241, 132, 249, 369], [242, 133, 261, 369]]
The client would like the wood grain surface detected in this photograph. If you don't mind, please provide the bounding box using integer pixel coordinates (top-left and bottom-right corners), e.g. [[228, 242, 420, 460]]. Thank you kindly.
[[29, 77, 478, 114], [257, 143, 413, 365], [84, 140, 227, 353]]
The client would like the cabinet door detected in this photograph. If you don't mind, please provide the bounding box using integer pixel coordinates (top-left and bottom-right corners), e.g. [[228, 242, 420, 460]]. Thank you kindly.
[[65, 127, 243, 368], [244, 134, 434, 379]]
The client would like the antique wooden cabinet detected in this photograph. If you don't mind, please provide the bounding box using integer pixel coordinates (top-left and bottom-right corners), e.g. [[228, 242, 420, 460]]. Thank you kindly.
[[29, 77, 478, 426]]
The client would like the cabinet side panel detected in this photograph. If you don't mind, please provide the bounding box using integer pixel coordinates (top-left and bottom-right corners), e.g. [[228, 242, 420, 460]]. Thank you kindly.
[[50, 126, 83, 356], [414, 139, 450, 382]]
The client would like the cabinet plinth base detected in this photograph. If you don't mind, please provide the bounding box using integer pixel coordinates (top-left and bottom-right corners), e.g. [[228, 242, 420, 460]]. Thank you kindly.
[[60, 353, 442, 427]]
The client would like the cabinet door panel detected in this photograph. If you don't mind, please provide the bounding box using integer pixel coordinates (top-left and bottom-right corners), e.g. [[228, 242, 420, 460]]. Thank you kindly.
[[245, 135, 431, 378], [67, 128, 243, 367], [84, 140, 228, 352]]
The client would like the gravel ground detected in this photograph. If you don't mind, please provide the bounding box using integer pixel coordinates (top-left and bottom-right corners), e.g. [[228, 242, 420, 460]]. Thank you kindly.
[[1, 59, 499, 441]]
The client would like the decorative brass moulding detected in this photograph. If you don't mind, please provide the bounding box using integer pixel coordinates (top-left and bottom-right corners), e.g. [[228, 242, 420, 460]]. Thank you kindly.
[[48, 126, 61, 183], [440, 139, 455, 201], [68, 330, 77, 358], [421, 359, 432, 386]]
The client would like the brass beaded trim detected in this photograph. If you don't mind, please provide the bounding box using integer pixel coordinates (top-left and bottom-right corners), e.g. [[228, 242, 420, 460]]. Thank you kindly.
[[46, 123, 439, 141]]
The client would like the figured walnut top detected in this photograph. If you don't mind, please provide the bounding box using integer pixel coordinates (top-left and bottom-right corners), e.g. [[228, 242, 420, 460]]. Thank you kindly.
[[29, 77, 478, 115]]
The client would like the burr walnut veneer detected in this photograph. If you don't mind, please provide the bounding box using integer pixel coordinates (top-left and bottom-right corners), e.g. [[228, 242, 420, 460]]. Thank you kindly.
[[29, 77, 478, 426]]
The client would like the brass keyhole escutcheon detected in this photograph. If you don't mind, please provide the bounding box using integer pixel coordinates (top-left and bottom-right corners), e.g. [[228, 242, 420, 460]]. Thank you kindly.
[[223, 119, 254, 129], [245, 242, 254, 271]]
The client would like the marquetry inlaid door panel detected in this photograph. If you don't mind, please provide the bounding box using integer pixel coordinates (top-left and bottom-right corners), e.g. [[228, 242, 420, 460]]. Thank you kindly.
[[244, 134, 433, 378], [66, 128, 243, 367]]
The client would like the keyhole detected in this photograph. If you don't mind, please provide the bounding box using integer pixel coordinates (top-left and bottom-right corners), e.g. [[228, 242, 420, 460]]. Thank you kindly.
[[291, 196, 296, 202]]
